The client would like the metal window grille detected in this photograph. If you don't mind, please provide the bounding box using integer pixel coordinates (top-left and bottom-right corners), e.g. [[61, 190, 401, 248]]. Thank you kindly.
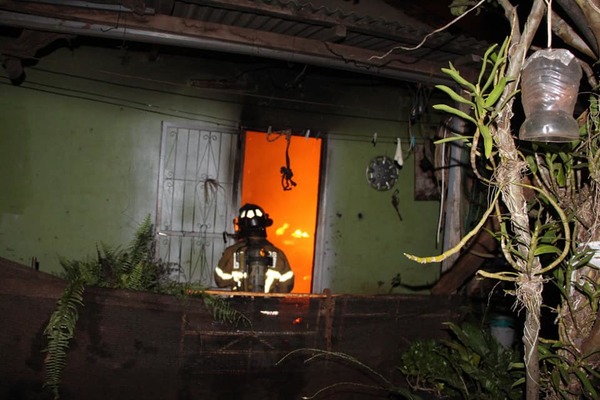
[[156, 123, 238, 287]]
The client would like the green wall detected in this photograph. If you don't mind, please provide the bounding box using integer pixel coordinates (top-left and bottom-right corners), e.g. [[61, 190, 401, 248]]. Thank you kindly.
[[0, 42, 444, 294], [0, 44, 242, 271], [0, 72, 164, 267], [316, 127, 441, 294]]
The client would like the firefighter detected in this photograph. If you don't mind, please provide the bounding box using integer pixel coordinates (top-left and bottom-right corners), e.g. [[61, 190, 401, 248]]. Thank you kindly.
[[214, 203, 294, 293]]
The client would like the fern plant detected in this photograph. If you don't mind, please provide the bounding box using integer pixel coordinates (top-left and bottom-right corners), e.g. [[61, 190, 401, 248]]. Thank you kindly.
[[202, 293, 251, 326], [43, 214, 248, 399], [43, 274, 85, 399]]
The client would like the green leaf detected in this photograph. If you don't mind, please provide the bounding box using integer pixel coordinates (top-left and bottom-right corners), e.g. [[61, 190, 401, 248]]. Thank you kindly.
[[512, 377, 526, 388], [435, 85, 475, 106], [534, 244, 561, 256], [583, 363, 600, 378], [477, 43, 498, 87], [482, 38, 510, 93], [480, 124, 493, 158], [445, 322, 489, 358], [441, 63, 477, 93], [509, 361, 525, 369], [474, 92, 486, 117], [555, 166, 566, 186], [575, 369, 598, 398], [551, 369, 562, 390], [44, 278, 86, 397], [434, 135, 472, 144], [558, 150, 573, 163], [526, 155, 538, 174], [484, 77, 507, 108], [443, 340, 470, 361], [558, 365, 570, 385], [433, 104, 477, 124]]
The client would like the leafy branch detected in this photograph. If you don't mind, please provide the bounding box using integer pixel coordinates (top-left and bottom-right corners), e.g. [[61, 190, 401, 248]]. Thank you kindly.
[[433, 36, 517, 180]]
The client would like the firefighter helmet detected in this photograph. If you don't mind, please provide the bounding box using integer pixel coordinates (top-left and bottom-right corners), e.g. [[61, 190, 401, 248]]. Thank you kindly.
[[235, 203, 273, 237]]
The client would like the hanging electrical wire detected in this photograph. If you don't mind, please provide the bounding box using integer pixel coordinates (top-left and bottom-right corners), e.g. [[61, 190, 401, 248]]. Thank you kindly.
[[435, 117, 452, 247], [280, 131, 297, 191], [267, 128, 297, 191]]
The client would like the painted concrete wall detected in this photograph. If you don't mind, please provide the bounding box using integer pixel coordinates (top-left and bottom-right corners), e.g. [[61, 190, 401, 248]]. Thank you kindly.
[[0, 42, 444, 294], [315, 137, 441, 294]]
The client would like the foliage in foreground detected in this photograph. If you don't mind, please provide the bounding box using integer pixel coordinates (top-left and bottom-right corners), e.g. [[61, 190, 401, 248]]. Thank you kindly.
[[538, 246, 600, 400], [43, 277, 85, 399], [277, 348, 422, 400], [43, 215, 247, 399], [427, 28, 600, 399], [278, 322, 524, 400], [399, 322, 523, 400]]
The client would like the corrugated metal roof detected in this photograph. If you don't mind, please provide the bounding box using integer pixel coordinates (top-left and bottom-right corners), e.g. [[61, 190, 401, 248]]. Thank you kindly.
[[0, 0, 491, 82], [165, 0, 489, 62]]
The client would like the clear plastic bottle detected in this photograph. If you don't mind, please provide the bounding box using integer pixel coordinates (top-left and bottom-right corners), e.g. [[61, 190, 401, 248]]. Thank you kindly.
[[519, 49, 582, 142]]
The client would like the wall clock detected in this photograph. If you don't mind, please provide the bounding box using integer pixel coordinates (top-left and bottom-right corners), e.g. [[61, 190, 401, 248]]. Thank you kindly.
[[366, 155, 398, 191]]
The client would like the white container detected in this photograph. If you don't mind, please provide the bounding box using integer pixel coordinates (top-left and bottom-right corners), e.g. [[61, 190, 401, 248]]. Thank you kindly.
[[571, 241, 600, 295], [519, 48, 582, 142], [489, 315, 516, 348], [585, 241, 600, 269]]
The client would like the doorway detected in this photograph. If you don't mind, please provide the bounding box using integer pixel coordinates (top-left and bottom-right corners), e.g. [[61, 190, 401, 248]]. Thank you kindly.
[[241, 130, 322, 293]]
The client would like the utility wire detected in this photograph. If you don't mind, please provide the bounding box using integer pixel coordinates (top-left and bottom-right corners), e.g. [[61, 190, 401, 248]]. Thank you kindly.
[[28, 66, 428, 124], [0, 79, 238, 128], [1, 76, 436, 145]]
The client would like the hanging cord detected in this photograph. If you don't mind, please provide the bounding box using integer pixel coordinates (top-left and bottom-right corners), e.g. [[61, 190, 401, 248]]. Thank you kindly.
[[544, 0, 552, 48], [436, 117, 451, 248], [280, 130, 297, 191], [391, 188, 403, 221], [405, 83, 423, 160], [267, 129, 297, 191]]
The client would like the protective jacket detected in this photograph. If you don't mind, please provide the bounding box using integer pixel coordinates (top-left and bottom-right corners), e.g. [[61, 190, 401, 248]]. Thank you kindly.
[[214, 236, 294, 293]]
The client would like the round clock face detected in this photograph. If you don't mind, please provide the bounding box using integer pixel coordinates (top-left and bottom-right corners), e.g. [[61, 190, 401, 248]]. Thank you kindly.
[[366, 155, 398, 191]]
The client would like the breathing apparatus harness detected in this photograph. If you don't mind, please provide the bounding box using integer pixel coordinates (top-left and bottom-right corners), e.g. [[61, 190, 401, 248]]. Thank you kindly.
[[230, 204, 278, 292]]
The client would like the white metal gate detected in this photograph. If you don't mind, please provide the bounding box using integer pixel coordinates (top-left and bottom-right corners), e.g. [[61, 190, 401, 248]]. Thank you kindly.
[[155, 122, 239, 287]]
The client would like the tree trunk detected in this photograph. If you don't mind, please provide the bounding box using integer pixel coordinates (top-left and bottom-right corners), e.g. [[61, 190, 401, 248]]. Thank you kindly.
[[492, 1, 547, 397], [495, 108, 544, 399]]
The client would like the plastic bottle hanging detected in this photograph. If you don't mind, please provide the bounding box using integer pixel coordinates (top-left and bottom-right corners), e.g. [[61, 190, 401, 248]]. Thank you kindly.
[[518, 48, 582, 142]]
